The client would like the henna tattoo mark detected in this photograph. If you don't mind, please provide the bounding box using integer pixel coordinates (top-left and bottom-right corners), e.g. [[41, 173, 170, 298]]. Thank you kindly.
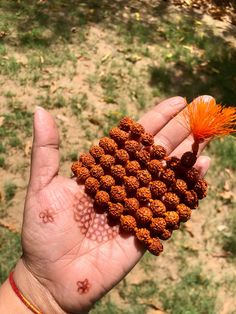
[[39, 209, 54, 223], [73, 188, 119, 243], [77, 278, 90, 294]]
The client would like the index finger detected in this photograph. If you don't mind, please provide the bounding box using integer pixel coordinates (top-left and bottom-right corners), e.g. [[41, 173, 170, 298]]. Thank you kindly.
[[139, 96, 186, 135]]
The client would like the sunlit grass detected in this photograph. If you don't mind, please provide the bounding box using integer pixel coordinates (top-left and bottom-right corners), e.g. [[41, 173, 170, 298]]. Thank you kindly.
[[0, 227, 21, 284], [160, 268, 217, 314]]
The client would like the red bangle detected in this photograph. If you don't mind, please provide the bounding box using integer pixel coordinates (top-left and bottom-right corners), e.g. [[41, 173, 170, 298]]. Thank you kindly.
[[9, 272, 43, 314]]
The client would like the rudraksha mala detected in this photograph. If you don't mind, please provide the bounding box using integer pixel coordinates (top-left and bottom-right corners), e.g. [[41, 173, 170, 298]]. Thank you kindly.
[[71, 116, 208, 256]]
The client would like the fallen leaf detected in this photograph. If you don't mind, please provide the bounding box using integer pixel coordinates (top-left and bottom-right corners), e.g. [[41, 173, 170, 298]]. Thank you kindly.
[[220, 190, 235, 201], [88, 117, 102, 126], [24, 140, 32, 156], [56, 114, 69, 123], [184, 0, 192, 5], [223, 180, 231, 191], [40, 83, 51, 88], [165, 52, 173, 59], [211, 67, 220, 74], [139, 301, 165, 312], [40, 55, 44, 64], [217, 225, 227, 232], [212, 252, 232, 258], [225, 168, 234, 179], [51, 85, 59, 94], [0, 31, 7, 38], [0, 220, 18, 232], [185, 224, 194, 237], [183, 45, 194, 53], [126, 54, 142, 63], [101, 53, 111, 63], [42, 69, 52, 74], [135, 12, 140, 21]]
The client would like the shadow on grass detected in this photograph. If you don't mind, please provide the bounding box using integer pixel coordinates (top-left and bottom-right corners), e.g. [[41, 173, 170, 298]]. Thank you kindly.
[[0, 0, 136, 47], [0, 1, 236, 104], [0, 1, 192, 46], [146, 12, 236, 106], [148, 14, 236, 105]]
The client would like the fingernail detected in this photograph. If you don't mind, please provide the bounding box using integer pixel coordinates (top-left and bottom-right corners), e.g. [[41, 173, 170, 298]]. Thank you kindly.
[[195, 95, 215, 104], [35, 105, 44, 112]]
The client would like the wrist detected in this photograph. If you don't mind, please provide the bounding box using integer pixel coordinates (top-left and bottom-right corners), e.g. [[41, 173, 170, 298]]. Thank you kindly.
[[0, 278, 32, 314], [13, 259, 67, 314]]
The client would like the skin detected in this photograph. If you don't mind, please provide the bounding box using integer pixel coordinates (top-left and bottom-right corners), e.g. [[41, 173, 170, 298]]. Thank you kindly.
[[0, 96, 211, 314]]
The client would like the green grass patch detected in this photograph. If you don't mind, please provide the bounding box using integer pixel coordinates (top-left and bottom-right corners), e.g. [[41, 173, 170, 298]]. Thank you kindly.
[[100, 74, 119, 104], [70, 93, 88, 116], [67, 151, 78, 162], [0, 143, 6, 153], [208, 137, 236, 170], [0, 107, 32, 157], [140, 251, 156, 274], [119, 279, 157, 308], [103, 105, 129, 136], [4, 91, 16, 98], [0, 227, 21, 284], [19, 27, 51, 48], [0, 156, 5, 168], [91, 298, 123, 314], [1, 108, 32, 138], [8, 136, 22, 148], [160, 268, 217, 314], [0, 43, 7, 56], [37, 93, 69, 109], [118, 21, 158, 45], [4, 182, 17, 202], [0, 57, 21, 77], [222, 207, 236, 259]]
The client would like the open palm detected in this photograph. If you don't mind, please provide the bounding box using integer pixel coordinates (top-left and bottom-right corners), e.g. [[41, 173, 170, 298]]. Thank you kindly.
[[14, 96, 211, 314]]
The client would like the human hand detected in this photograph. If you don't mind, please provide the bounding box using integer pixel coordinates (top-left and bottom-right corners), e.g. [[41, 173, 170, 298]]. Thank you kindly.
[[13, 96, 211, 314]]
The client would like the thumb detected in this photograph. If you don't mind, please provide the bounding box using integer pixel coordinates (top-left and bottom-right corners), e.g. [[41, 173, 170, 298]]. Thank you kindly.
[[29, 106, 60, 192]]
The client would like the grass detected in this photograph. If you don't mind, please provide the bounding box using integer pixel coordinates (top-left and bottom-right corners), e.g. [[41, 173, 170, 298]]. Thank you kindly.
[[91, 298, 123, 314], [0, 143, 6, 153], [70, 93, 88, 116], [119, 279, 157, 303], [4, 182, 17, 202], [0, 1, 236, 312], [0, 156, 5, 168], [0, 57, 21, 77], [67, 151, 78, 162], [139, 251, 156, 274], [103, 105, 129, 136], [0, 108, 32, 138], [100, 74, 119, 104], [0, 107, 32, 160], [8, 136, 22, 148], [222, 207, 236, 259], [0, 227, 21, 284], [160, 268, 217, 314], [208, 137, 236, 170], [4, 91, 16, 98]]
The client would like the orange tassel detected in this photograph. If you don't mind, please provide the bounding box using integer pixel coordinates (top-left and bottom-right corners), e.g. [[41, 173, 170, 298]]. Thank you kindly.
[[182, 96, 236, 143]]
